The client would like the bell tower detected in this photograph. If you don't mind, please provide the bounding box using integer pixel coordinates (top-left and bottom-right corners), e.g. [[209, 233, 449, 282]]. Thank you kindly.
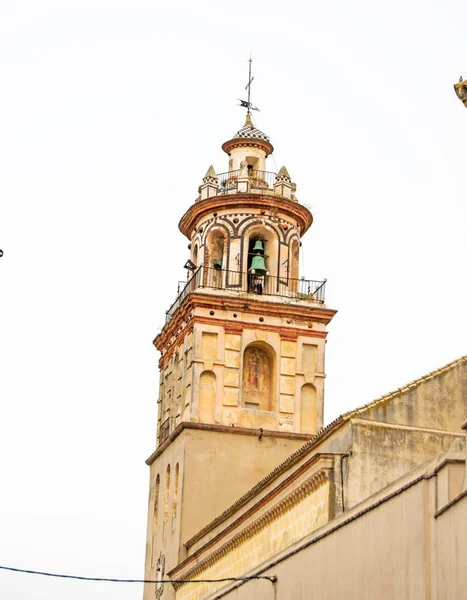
[[143, 102, 336, 599]]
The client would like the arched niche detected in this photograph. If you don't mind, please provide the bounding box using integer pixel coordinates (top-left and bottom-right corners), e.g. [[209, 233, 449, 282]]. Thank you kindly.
[[151, 473, 161, 567], [204, 228, 225, 288], [172, 463, 179, 530], [198, 371, 216, 423], [300, 384, 317, 434], [163, 464, 171, 530], [242, 342, 275, 412], [153, 474, 160, 533]]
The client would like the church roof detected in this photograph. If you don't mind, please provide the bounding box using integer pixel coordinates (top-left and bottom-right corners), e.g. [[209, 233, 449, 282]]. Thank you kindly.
[[232, 113, 270, 142], [185, 353, 467, 548]]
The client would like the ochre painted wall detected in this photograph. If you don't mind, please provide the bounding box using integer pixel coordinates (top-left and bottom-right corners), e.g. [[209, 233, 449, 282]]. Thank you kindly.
[[190, 479, 467, 600]]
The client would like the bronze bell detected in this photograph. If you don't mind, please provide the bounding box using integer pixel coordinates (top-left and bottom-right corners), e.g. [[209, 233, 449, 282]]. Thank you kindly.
[[213, 260, 223, 271], [248, 253, 268, 275], [252, 239, 264, 253]]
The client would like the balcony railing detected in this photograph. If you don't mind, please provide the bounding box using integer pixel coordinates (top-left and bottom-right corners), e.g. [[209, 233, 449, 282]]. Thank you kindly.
[[165, 266, 326, 323], [217, 169, 278, 192]]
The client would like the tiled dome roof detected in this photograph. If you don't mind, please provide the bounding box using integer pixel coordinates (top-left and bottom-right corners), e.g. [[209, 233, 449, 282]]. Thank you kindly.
[[232, 113, 270, 142]]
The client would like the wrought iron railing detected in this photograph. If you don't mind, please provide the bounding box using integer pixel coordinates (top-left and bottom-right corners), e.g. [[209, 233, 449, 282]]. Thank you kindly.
[[216, 169, 278, 191], [217, 169, 241, 188], [165, 266, 326, 322]]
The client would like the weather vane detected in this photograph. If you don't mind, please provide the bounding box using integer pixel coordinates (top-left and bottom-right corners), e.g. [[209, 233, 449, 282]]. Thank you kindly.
[[238, 56, 259, 114]]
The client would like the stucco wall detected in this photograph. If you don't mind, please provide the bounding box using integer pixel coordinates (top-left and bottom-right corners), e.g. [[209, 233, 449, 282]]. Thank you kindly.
[[144, 427, 306, 600], [206, 481, 429, 600], [345, 419, 463, 509], [355, 360, 467, 432], [188, 470, 466, 600], [176, 478, 330, 600], [181, 429, 306, 544], [433, 495, 467, 598]]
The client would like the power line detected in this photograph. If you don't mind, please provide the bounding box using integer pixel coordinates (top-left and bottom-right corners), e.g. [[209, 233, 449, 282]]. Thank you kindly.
[[0, 565, 276, 585]]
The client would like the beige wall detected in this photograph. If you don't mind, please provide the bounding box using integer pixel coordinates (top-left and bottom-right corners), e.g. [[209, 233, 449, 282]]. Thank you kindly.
[[176, 475, 467, 600], [355, 360, 467, 432], [433, 496, 467, 598], [177, 478, 331, 600], [180, 429, 307, 544], [144, 427, 306, 600], [344, 419, 463, 509]]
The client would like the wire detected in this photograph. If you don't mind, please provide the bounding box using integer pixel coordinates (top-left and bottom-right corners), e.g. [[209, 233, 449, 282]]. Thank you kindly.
[[0, 565, 276, 585]]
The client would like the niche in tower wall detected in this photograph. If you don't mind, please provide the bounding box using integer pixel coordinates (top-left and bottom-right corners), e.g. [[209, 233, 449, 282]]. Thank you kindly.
[[242, 345, 273, 411], [199, 371, 216, 422], [300, 383, 317, 434]]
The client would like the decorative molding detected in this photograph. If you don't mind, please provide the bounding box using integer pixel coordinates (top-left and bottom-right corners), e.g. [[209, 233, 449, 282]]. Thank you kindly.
[[171, 469, 330, 587], [145, 422, 311, 466], [191, 317, 327, 340], [179, 195, 313, 239], [221, 138, 274, 157], [155, 552, 165, 598], [154, 293, 335, 357]]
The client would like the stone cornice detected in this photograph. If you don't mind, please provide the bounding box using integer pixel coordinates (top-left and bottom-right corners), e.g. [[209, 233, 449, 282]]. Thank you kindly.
[[169, 468, 331, 585], [221, 138, 274, 156], [154, 292, 336, 355], [178, 194, 313, 239], [145, 422, 311, 466]]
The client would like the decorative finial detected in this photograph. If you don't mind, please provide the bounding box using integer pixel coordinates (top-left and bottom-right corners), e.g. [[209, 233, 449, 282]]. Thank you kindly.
[[204, 165, 217, 178], [277, 166, 291, 180], [238, 56, 260, 114], [454, 76, 467, 108]]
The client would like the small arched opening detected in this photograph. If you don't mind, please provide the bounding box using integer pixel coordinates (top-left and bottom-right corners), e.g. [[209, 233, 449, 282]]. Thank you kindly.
[[153, 474, 160, 532], [290, 238, 300, 291], [163, 465, 171, 532], [172, 463, 179, 531], [244, 225, 279, 295], [205, 229, 225, 288], [151, 473, 160, 567]]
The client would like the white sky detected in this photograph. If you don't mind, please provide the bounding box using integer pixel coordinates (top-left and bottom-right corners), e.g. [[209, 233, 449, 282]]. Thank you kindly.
[[0, 1, 466, 598]]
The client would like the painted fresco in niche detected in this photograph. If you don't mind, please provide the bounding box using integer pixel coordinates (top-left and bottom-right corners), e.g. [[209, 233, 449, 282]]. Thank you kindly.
[[242, 346, 272, 411]]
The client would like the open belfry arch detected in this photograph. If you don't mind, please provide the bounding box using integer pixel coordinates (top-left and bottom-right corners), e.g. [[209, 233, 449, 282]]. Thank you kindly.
[[143, 69, 336, 600]]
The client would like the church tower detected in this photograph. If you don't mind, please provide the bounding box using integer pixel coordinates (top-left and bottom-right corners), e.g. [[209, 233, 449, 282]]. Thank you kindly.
[[143, 101, 336, 599]]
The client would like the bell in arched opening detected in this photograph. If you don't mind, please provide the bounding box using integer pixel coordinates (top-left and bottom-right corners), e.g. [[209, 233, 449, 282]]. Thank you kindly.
[[248, 253, 268, 276], [252, 239, 264, 253]]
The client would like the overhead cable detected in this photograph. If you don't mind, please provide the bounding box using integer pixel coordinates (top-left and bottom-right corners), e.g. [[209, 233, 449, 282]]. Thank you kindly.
[[0, 564, 276, 584]]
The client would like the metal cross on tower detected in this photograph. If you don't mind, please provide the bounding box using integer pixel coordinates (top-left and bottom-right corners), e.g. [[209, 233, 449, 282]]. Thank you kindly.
[[238, 56, 260, 114]]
